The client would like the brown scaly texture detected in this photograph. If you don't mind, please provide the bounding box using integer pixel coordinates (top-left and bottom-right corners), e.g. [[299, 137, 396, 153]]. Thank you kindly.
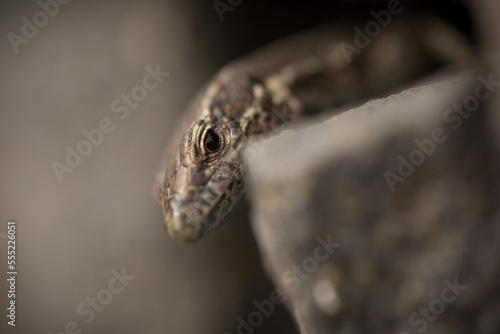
[[155, 15, 475, 244]]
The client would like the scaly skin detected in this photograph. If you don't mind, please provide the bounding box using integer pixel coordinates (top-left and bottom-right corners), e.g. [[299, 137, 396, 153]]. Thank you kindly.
[[155, 17, 474, 243], [156, 68, 294, 243]]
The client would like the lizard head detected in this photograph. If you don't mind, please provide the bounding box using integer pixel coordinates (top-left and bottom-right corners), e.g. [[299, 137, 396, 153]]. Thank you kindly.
[[156, 69, 290, 244], [159, 117, 247, 244]]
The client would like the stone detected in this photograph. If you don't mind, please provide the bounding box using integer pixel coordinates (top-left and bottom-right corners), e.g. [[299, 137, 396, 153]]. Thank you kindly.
[[247, 70, 500, 334]]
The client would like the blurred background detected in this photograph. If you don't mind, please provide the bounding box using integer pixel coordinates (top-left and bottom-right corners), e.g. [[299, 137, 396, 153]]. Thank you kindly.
[[0, 0, 479, 333]]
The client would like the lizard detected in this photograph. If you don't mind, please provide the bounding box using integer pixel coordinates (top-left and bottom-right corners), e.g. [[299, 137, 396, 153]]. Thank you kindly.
[[155, 15, 474, 244]]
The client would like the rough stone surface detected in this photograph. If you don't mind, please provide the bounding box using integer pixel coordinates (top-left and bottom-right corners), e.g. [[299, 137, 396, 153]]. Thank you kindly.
[[247, 70, 500, 334], [1, 1, 497, 334]]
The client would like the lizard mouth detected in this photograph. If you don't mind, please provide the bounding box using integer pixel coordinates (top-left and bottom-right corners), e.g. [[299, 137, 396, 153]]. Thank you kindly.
[[163, 196, 198, 244], [163, 156, 245, 244], [163, 192, 225, 244]]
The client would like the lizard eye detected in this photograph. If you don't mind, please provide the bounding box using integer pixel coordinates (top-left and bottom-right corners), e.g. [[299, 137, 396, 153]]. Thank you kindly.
[[204, 128, 221, 153]]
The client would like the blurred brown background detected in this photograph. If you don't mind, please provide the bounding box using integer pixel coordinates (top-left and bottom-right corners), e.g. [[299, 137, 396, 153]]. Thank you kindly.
[[0, 0, 478, 333]]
